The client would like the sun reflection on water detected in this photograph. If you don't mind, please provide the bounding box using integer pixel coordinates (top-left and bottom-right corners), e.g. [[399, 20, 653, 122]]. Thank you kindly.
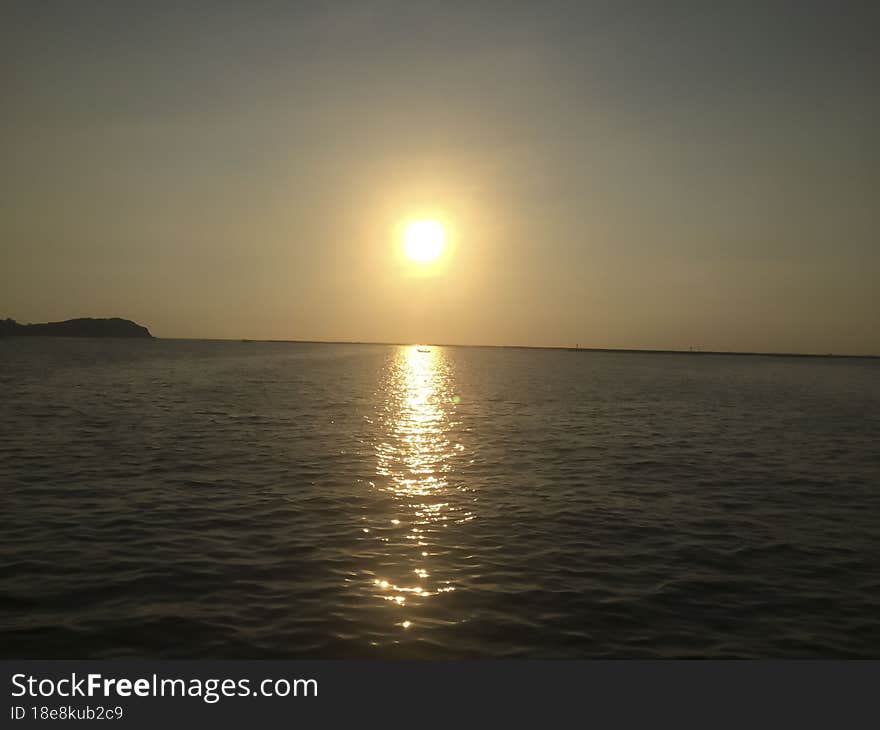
[[366, 345, 470, 631]]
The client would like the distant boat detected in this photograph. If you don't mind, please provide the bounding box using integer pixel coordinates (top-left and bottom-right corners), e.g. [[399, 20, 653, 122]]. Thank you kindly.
[[416, 346, 431, 353]]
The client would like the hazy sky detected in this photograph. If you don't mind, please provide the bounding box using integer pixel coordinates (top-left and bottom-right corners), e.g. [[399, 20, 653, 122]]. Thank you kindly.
[[2, 1, 878, 353]]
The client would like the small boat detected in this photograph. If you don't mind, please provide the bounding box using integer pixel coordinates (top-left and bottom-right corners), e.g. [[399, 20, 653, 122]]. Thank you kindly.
[[416, 346, 431, 353]]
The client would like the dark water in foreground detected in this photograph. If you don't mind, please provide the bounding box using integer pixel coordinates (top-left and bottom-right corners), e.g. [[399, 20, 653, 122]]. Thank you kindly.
[[2, 339, 879, 658]]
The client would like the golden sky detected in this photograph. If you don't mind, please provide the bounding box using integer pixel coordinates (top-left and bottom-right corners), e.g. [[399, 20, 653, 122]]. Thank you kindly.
[[2, 2, 878, 354]]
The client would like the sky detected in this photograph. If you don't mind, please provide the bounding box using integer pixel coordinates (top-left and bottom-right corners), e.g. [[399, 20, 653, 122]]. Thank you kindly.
[[2, 1, 878, 353]]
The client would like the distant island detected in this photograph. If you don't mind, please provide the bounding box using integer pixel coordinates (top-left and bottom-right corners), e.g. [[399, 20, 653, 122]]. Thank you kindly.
[[0, 317, 152, 338]]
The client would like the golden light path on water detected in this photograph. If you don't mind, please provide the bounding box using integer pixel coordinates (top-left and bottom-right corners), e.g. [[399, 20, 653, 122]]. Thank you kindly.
[[368, 345, 472, 635]]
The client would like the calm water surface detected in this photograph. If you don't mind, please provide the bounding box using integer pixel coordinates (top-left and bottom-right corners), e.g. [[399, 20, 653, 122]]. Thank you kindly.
[[2, 339, 879, 658]]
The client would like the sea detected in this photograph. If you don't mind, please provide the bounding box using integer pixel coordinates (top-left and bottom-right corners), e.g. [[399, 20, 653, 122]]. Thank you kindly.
[[2, 338, 879, 658]]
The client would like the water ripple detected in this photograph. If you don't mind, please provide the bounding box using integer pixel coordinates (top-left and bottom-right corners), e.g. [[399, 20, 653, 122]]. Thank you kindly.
[[1, 338, 879, 657]]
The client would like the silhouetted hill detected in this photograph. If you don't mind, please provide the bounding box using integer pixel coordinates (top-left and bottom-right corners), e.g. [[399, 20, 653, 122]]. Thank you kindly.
[[0, 317, 152, 338]]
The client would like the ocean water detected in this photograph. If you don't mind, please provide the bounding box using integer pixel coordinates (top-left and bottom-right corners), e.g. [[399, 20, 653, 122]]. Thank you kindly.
[[1, 338, 879, 658]]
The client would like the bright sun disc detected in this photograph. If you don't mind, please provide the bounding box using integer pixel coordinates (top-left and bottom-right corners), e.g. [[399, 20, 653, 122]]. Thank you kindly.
[[404, 220, 446, 262]]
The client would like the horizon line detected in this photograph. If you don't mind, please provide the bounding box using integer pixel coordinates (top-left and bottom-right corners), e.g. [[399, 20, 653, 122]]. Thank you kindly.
[[157, 337, 879, 360]]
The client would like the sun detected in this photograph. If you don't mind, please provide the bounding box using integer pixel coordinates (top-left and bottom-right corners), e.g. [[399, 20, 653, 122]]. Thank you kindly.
[[403, 219, 446, 263]]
